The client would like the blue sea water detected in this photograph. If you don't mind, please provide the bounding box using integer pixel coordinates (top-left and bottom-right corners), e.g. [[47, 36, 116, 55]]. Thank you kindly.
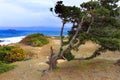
[[0, 29, 69, 38]]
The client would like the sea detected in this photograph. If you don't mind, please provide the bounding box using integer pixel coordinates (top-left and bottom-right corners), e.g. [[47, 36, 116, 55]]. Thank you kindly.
[[0, 27, 70, 45], [0, 27, 70, 38]]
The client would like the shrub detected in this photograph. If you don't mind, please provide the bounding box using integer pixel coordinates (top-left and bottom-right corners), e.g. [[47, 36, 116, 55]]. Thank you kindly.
[[63, 51, 75, 61], [0, 46, 27, 62], [20, 33, 49, 47]]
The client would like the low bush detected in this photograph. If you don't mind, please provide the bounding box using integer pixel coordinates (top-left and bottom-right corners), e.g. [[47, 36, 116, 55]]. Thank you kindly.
[[20, 33, 49, 47], [0, 46, 27, 62]]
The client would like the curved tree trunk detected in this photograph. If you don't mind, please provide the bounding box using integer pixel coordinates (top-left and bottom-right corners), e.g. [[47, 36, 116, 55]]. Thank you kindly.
[[46, 21, 66, 71], [46, 17, 87, 71], [48, 55, 58, 71], [60, 21, 65, 47], [46, 47, 58, 71]]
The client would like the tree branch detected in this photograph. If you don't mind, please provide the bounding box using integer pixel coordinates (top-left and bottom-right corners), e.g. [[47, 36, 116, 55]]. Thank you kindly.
[[60, 16, 84, 57], [73, 47, 102, 61], [60, 21, 65, 47], [46, 46, 58, 71], [70, 16, 84, 45], [73, 57, 85, 60], [57, 21, 66, 55], [87, 16, 94, 33], [72, 38, 80, 47]]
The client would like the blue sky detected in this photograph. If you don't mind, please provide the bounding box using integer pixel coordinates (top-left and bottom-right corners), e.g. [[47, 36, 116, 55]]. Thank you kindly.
[[0, 0, 119, 29]]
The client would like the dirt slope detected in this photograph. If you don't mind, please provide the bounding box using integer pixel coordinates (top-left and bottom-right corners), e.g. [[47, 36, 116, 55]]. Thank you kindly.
[[0, 37, 60, 80], [0, 39, 120, 80]]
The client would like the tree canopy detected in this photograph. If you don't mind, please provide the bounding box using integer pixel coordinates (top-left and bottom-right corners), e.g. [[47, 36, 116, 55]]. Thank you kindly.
[[53, 0, 120, 51], [47, 0, 120, 71]]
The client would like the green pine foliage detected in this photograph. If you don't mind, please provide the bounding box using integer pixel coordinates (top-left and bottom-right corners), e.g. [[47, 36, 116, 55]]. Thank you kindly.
[[63, 51, 74, 61], [77, 0, 120, 51], [20, 33, 49, 47], [53, 0, 120, 61]]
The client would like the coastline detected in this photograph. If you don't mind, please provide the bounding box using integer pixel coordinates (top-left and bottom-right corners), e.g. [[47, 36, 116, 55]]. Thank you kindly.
[[0, 35, 61, 45], [0, 29, 69, 46], [0, 36, 26, 45]]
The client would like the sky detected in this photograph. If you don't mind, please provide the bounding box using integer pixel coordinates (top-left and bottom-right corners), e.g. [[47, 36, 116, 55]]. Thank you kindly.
[[0, 0, 120, 29]]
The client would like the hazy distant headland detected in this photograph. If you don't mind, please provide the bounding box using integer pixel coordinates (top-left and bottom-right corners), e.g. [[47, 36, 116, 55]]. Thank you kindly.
[[0, 26, 70, 37], [0, 26, 70, 31]]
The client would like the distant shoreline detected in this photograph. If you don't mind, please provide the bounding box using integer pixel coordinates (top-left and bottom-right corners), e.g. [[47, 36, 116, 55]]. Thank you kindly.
[[0, 29, 69, 45], [0, 35, 66, 45], [0, 29, 68, 38], [0, 36, 26, 45]]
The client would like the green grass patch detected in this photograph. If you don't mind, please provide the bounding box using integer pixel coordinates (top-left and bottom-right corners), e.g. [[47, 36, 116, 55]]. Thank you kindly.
[[0, 61, 16, 74], [20, 33, 49, 47]]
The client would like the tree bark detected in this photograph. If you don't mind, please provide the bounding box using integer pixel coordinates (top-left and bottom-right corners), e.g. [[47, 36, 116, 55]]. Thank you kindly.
[[46, 16, 84, 71], [46, 47, 58, 71], [60, 16, 84, 57], [87, 17, 94, 33], [60, 21, 65, 47], [47, 21, 66, 71], [57, 21, 66, 55], [48, 55, 58, 71]]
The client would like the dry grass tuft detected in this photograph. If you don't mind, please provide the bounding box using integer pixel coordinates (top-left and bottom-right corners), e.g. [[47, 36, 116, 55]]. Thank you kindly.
[[41, 59, 120, 80]]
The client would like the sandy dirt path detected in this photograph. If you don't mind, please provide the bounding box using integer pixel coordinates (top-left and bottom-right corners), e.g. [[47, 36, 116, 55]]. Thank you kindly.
[[0, 39, 120, 80], [0, 38, 60, 80]]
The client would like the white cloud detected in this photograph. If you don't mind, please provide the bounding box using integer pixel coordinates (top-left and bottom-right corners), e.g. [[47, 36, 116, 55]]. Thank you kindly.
[[0, 0, 119, 28], [0, 0, 55, 27]]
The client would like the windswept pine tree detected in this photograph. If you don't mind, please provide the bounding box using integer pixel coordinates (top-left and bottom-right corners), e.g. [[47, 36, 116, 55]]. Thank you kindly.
[[47, 0, 120, 71]]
